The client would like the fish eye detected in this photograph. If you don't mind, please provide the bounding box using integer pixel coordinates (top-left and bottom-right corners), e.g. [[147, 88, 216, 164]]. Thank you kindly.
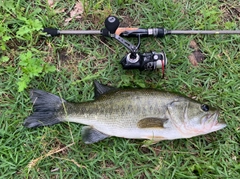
[[201, 104, 209, 112]]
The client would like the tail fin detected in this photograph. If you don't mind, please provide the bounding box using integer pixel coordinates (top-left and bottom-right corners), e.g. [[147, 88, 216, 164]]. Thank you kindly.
[[23, 90, 65, 128]]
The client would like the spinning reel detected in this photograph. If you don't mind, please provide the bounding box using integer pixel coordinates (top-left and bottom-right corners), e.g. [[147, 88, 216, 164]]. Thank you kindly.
[[102, 16, 167, 73], [43, 16, 167, 75], [43, 16, 240, 76]]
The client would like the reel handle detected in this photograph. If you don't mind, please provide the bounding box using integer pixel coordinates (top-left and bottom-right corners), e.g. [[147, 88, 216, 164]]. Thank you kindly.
[[104, 16, 120, 35]]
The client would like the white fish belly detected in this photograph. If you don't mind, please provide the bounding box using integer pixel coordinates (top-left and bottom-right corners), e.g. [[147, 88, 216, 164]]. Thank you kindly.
[[66, 114, 181, 141]]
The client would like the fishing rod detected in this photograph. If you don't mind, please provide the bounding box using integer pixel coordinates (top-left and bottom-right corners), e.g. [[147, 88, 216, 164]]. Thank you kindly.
[[43, 16, 240, 75]]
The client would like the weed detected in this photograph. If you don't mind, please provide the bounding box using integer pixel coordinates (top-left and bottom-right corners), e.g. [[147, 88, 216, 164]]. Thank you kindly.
[[0, 0, 239, 178], [17, 49, 56, 91], [0, 1, 56, 91]]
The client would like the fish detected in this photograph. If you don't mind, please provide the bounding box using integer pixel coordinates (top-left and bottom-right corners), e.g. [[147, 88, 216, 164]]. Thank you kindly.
[[23, 81, 226, 144]]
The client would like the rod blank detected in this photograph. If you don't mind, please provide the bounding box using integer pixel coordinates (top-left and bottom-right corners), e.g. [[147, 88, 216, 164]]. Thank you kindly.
[[168, 30, 240, 35], [43, 27, 240, 37]]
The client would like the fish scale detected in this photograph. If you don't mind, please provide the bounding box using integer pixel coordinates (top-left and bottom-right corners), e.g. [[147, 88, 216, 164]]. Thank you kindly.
[[23, 81, 226, 144], [66, 89, 168, 123]]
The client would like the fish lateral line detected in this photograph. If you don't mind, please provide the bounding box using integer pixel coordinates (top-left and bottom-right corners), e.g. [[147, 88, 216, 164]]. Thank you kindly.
[[23, 81, 226, 145]]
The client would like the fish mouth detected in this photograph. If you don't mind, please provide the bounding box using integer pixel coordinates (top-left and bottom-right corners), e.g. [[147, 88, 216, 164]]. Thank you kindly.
[[204, 111, 227, 131]]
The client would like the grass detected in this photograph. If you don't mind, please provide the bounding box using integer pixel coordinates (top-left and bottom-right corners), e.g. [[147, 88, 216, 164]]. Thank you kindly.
[[0, 0, 239, 178]]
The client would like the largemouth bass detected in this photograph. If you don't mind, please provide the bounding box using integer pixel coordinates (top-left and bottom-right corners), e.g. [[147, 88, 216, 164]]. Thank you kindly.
[[24, 81, 226, 144]]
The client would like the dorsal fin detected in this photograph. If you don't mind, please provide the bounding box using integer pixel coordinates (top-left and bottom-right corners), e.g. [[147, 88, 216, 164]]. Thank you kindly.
[[137, 118, 168, 128], [94, 80, 116, 99]]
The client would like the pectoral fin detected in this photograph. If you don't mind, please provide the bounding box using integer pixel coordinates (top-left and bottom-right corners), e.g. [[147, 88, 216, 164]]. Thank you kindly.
[[137, 117, 168, 128], [81, 126, 110, 144]]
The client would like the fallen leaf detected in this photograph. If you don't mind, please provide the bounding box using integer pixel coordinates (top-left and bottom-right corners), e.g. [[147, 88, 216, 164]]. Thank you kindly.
[[64, 1, 84, 26], [48, 0, 55, 7], [188, 53, 198, 66], [188, 50, 206, 66], [193, 50, 205, 63], [189, 40, 199, 50], [188, 40, 206, 66]]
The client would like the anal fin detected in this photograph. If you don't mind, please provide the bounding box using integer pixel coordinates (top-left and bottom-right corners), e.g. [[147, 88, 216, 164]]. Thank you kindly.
[[81, 126, 110, 144]]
